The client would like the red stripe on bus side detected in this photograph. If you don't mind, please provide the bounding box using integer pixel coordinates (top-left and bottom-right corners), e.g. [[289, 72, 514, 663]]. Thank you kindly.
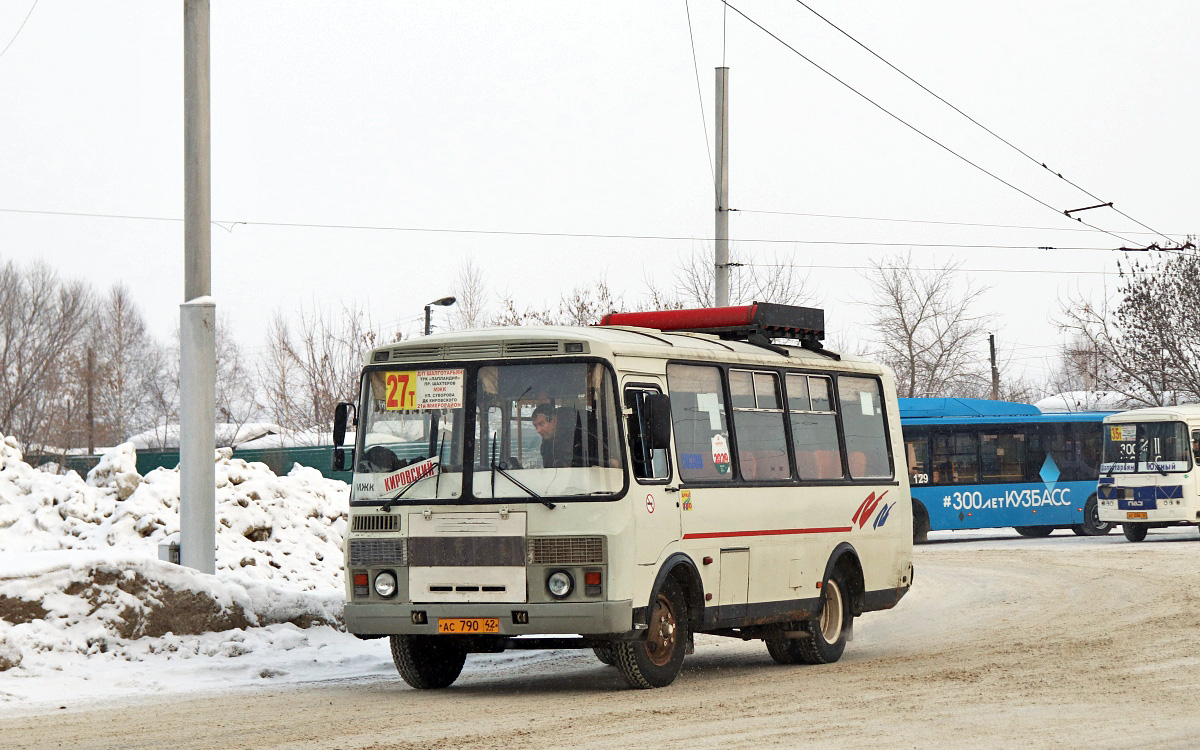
[[682, 527, 853, 540]]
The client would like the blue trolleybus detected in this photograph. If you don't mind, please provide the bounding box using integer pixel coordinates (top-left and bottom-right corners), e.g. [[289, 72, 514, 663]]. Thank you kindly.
[[899, 398, 1114, 542]]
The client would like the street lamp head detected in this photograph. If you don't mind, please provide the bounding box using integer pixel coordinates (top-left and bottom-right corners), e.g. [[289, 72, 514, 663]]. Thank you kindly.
[[429, 296, 457, 307]]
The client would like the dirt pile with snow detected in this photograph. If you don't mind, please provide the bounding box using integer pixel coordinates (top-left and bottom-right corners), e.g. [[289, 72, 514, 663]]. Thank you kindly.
[[0, 436, 350, 680]]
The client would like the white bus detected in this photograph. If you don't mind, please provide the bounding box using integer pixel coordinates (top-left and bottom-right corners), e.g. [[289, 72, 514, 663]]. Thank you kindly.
[[1099, 404, 1200, 541], [334, 303, 913, 689]]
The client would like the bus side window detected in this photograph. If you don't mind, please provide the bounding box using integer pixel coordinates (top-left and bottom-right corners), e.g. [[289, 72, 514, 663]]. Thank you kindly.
[[729, 370, 790, 481], [666, 364, 733, 482], [625, 387, 670, 481], [786, 374, 843, 480], [836, 376, 892, 479]]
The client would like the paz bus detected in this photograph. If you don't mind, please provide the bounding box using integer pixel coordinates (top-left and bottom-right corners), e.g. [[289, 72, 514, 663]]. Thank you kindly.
[[900, 398, 1114, 542], [1098, 403, 1200, 542], [333, 303, 913, 689]]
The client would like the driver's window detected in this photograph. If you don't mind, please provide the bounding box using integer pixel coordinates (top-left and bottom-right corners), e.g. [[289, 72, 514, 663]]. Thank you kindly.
[[626, 386, 670, 481]]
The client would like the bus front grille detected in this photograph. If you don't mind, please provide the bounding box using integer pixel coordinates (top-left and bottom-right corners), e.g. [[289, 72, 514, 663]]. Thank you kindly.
[[349, 538, 407, 567], [527, 536, 605, 565], [351, 514, 400, 532]]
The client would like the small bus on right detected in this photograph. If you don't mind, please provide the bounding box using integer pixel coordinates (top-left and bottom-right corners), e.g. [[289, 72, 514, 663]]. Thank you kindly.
[[1099, 404, 1200, 542]]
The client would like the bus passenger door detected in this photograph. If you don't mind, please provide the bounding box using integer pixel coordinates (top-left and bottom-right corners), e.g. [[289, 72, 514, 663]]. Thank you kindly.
[[625, 383, 681, 565]]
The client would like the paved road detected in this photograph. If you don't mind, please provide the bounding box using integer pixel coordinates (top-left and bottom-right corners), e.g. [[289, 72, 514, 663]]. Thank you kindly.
[[5, 528, 1200, 749]]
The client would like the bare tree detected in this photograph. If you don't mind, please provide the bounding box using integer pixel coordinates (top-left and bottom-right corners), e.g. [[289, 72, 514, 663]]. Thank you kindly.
[[257, 302, 379, 437], [674, 246, 813, 308], [450, 259, 489, 330], [1058, 252, 1200, 407], [0, 259, 94, 451], [90, 283, 164, 443], [865, 252, 992, 398]]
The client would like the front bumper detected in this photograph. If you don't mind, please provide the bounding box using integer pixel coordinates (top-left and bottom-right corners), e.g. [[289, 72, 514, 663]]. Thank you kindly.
[[345, 599, 634, 637]]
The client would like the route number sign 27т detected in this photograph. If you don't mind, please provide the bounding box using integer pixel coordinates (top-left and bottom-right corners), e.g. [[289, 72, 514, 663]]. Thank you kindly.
[[384, 369, 464, 411]]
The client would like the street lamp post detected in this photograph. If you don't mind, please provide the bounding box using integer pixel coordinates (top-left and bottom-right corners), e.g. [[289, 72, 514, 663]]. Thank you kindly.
[[424, 296, 457, 336]]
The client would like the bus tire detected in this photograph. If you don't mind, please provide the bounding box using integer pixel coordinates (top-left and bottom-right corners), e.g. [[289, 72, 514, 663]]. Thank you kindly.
[[1123, 524, 1148, 543], [792, 570, 851, 665], [1076, 495, 1112, 536], [592, 644, 617, 666], [389, 634, 467, 690], [612, 577, 688, 689], [912, 500, 930, 544], [1013, 526, 1053, 538]]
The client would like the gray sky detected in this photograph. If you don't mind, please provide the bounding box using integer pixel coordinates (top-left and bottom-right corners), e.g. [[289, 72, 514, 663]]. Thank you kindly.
[[2, 1, 1197, 385]]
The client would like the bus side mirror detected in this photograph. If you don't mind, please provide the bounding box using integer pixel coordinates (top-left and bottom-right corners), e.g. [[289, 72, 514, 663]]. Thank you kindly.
[[645, 393, 672, 450], [332, 447, 354, 473], [333, 402, 355, 447]]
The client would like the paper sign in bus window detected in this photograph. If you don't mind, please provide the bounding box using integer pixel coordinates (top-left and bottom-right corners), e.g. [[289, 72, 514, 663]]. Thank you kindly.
[[711, 433, 731, 474], [385, 369, 465, 410], [695, 392, 723, 429], [859, 390, 874, 416], [1109, 425, 1135, 442]]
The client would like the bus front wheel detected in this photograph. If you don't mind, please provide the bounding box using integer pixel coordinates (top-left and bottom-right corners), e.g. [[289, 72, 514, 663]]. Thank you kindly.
[[912, 501, 930, 544], [389, 634, 467, 690], [766, 570, 850, 665], [1013, 526, 1054, 538], [1072, 495, 1112, 536], [1123, 524, 1148, 543], [613, 577, 688, 688]]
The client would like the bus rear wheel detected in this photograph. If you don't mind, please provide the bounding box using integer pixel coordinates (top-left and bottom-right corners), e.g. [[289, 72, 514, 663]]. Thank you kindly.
[[1013, 526, 1054, 538], [592, 644, 617, 666], [612, 578, 688, 689], [767, 571, 850, 665], [389, 634, 467, 690], [1123, 524, 1148, 542]]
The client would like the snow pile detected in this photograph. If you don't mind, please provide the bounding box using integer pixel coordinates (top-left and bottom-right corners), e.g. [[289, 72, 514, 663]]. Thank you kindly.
[[0, 435, 353, 691], [0, 438, 349, 591]]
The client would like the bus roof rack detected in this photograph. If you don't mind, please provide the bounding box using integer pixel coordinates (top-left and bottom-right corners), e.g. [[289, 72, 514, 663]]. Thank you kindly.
[[598, 303, 825, 344]]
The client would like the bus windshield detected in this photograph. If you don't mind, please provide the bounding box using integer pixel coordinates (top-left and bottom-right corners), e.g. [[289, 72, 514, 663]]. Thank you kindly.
[[356, 368, 466, 501], [474, 362, 624, 499], [1101, 421, 1192, 474]]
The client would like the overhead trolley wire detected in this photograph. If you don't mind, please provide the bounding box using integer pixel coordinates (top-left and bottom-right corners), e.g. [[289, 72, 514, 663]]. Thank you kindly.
[[737, 208, 1189, 237], [683, 0, 717, 189], [0, 205, 1123, 251], [0, 0, 39, 62], [785, 0, 1177, 247], [719, 1, 1145, 249]]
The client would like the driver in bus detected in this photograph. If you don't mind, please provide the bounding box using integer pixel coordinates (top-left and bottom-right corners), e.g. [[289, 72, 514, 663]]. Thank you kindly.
[[531, 404, 583, 468]]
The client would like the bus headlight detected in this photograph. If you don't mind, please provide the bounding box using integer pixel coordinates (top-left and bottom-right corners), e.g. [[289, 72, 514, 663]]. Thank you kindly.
[[547, 570, 573, 598], [374, 571, 398, 598]]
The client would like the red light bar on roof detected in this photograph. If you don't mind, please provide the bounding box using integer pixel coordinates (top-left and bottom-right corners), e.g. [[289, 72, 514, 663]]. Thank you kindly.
[[599, 303, 824, 341]]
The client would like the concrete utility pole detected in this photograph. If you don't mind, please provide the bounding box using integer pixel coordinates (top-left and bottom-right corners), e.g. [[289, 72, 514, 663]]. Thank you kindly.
[[714, 66, 730, 308], [989, 334, 1000, 400], [180, 0, 216, 575]]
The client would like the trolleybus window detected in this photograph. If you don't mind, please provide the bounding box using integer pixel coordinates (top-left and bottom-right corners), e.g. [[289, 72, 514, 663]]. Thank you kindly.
[[905, 432, 931, 485], [980, 431, 1027, 482], [786, 373, 842, 480], [666, 364, 733, 482], [931, 432, 979, 485], [729, 370, 790, 481], [473, 362, 624, 498], [837, 376, 891, 479]]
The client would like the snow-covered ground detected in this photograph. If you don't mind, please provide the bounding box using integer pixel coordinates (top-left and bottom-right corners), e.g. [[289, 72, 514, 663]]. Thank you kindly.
[[0, 436, 397, 710]]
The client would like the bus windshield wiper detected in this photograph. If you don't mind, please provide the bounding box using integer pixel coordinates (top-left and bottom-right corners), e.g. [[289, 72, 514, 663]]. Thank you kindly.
[[490, 461, 555, 509]]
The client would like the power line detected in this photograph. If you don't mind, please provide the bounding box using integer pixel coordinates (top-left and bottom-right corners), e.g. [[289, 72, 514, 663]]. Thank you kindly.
[[0, 0, 38, 62], [788, 0, 1175, 246], [682, 0, 716, 189], [719, 1, 1145, 249], [737, 208, 1190, 238], [743, 261, 1136, 277], [0, 205, 1129, 251]]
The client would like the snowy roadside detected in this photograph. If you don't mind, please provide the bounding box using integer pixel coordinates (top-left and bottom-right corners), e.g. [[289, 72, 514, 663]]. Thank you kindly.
[[0, 436, 397, 710]]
